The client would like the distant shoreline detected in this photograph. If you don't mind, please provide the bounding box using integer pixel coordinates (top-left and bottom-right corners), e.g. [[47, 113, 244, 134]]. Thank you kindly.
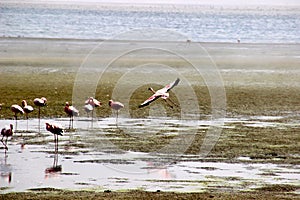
[[1, 1, 300, 11], [1, 36, 300, 46]]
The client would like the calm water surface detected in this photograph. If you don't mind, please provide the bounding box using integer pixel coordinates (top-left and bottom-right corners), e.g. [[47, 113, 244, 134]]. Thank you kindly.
[[1, 4, 300, 43], [0, 117, 299, 193]]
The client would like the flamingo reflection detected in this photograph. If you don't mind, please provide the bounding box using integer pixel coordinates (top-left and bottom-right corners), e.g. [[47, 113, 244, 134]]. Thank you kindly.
[[146, 162, 175, 179], [0, 154, 12, 184], [45, 122, 63, 178], [45, 152, 62, 178]]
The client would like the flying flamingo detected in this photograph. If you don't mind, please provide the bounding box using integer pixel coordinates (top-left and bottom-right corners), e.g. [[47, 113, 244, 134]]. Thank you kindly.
[[64, 102, 79, 129], [34, 97, 47, 133], [45, 122, 63, 153], [1, 124, 13, 151], [11, 104, 24, 131], [22, 100, 34, 131], [109, 100, 124, 125], [139, 78, 180, 108]]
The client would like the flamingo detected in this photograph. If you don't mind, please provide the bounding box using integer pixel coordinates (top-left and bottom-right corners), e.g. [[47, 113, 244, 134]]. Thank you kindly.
[[85, 97, 101, 108], [34, 97, 47, 133], [83, 104, 93, 117], [1, 124, 13, 151], [45, 122, 63, 153], [64, 102, 79, 129], [84, 97, 101, 126], [139, 78, 180, 108], [11, 104, 24, 131], [109, 100, 124, 125], [22, 100, 34, 131]]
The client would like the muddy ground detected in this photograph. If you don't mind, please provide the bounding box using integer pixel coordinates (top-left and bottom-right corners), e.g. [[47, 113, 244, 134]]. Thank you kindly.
[[0, 38, 299, 199]]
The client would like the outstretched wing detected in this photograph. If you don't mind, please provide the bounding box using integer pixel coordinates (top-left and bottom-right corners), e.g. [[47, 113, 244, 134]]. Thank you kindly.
[[161, 78, 180, 93], [138, 94, 161, 108]]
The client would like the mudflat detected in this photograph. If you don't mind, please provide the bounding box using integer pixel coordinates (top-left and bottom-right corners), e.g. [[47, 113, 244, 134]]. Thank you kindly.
[[0, 37, 299, 199]]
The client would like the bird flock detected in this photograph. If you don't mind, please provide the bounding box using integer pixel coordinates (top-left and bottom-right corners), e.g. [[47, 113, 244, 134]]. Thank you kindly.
[[1, 78, 180, 152]]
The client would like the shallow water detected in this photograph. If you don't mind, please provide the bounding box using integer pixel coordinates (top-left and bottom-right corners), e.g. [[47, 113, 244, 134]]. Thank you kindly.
[[0, 116, 299, 193], [1, 3, 300, 43]]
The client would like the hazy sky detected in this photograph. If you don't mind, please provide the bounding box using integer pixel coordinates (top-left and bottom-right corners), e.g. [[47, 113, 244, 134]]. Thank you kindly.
[[3, 0, 300, 6]]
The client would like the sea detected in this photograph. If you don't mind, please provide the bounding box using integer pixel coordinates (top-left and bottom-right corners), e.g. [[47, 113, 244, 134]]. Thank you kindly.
[[0, 2, 300, 43]]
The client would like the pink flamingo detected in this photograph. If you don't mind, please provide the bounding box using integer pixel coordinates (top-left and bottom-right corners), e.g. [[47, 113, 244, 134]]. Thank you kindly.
[[11, 104, 24, 131], [139, 78, 180, 108], [109, 100, 124, 125], [34, 97, 47, 133], [85, 97, 101, 108], [64, 102, 79, 129], [84, 97, 101, 121], [22, 100, 34, 131], [45, 122, 63, 153], [1, 124, 13, 151]]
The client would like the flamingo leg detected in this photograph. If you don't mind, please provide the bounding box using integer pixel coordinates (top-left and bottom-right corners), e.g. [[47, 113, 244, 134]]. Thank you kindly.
[[116, 110, 119, 126], [91, 109, 94, 128], [68, 116, 71, 129], [14, 115, 18, 132], [71, 116, 74, 129], [56, 135, 58, 153], [166, 98, 178, 107], [56, 134, 58, 153], [26, 113, 29, 132], [54, 148, 58, 167], [4, 137, 8, 150], [54, 134, 56, 153], [53, 136, 58, 167], [1, 136, 8, 150], [38, 107, 41, 133], [163, 99, 174, 109]]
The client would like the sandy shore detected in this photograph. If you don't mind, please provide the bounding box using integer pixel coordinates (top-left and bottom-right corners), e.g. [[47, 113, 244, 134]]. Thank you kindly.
[[1, 37, 299, 116]]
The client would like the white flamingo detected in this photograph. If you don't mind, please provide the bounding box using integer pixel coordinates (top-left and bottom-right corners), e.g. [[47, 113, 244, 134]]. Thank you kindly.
[[11, 104, 24, 131], [139, 78, 180, 108], [83, 104, 93, 117], [109, 100, 124, 126], [84, 97, 101, 124], [85, 97, 101, 108], [34, 97, 47, 133], [22, 100, 34, 131]]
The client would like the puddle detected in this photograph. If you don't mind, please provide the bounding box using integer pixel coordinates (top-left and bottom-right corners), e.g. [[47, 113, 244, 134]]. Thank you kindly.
[[0, 116, 299, 193]]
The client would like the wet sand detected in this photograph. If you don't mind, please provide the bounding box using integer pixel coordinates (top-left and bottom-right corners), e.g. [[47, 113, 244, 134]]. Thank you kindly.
[[0, 37, 299, 199], [1, 37, 300, 117]]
